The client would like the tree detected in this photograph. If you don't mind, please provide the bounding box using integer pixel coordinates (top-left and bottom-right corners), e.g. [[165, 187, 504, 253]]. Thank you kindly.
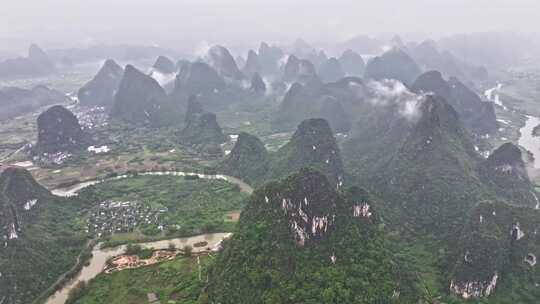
[[125, 243, 142, 255], [183, 245, 193, 257], [65, 281, 88, 304]]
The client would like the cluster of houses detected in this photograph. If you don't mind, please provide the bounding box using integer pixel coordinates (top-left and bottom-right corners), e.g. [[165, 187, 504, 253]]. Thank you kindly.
[[86, 200, 166, 237], [32, 150, 72, 165], [76, 106, 108, 130]]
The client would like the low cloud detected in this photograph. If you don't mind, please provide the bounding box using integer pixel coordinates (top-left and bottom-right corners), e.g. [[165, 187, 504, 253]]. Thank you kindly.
[[194, 40, 212, 59], [367, 79, 424, 122]]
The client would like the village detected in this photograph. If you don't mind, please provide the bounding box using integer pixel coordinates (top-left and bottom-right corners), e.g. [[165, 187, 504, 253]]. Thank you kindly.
[[86, 200, 166, 237]]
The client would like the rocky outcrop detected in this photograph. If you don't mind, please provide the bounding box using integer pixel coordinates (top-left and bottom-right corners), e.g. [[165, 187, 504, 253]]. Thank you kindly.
[[34, 105, 87, 154], [78, 59, 124, 107], [484, 143, 528, 181]]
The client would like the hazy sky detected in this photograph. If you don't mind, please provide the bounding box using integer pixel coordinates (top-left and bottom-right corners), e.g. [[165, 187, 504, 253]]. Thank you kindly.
[[2, 0, 540, 51]]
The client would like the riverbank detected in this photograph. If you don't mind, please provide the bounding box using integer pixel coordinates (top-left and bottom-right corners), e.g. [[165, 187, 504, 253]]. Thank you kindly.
[[51, 170, 253, 197], [39, 169, 253, 304], [45, 233, 231, 304], [32, 239, 97, 304], [485, 83, 540, 177]]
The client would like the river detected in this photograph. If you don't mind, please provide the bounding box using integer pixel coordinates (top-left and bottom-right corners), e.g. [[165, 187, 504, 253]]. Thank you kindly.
[[45, 233, 231, 304], [51, 170, 254, 197], [45, 171, 252, 304], [485, 84, 540, 169]]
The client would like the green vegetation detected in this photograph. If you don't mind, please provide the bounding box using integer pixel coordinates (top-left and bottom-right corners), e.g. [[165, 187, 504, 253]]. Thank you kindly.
[[0, 168, 92, 304], [265, 118, 344, 185], [70, 256, 208, 304], [119, 244, 159, 260], [219, 132, 268, 184], [206, 169, 415, 303], [222, 118, 345, 186], [80, 175, 248, 246]]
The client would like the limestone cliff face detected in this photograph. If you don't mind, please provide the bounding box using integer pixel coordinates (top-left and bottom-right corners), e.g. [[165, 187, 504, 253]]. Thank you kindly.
[[206, 169, 399, 304], [0, 167, 50, 245], [0, 166, 88, 304], [451, 201, 540, 299], [265, 169, 342, 246], [479, 143, 538, 208]]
